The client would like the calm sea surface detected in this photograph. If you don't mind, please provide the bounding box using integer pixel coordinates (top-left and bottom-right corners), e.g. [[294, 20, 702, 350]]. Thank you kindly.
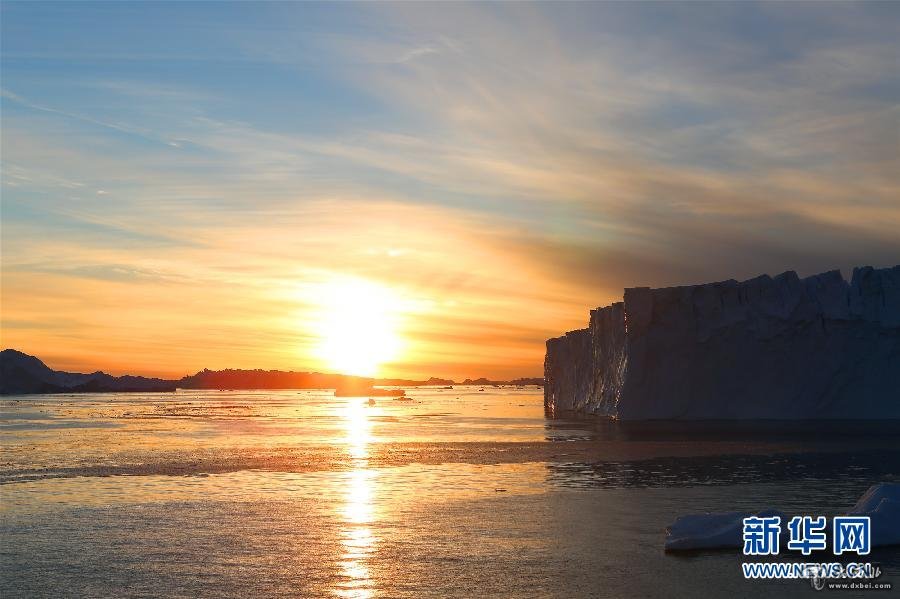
[[2, 387, 899, 597]]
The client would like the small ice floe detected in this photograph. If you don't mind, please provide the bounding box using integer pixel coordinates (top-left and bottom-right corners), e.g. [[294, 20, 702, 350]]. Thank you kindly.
[[665, 509, 785, 552], [664, 483, 900, 552], [847, 483, 900, 546]]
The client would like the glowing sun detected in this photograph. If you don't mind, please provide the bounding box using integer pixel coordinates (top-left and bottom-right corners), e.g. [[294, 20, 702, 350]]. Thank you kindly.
[[313, 277, 403, 377]]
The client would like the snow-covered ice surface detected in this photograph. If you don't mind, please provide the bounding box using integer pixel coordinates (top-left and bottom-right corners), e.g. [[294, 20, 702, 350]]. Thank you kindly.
[[849, 483, 900, 546], [665, 483, 900, 551], [665, 509, 785, 552]]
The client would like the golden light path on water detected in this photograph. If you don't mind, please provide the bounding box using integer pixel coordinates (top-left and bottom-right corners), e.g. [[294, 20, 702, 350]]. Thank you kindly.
[[337, 398, 377, 598], [4, 390, 900, 597]]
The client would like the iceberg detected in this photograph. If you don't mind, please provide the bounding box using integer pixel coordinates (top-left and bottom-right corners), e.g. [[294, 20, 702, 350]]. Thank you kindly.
[[545, 265, 900, 420]]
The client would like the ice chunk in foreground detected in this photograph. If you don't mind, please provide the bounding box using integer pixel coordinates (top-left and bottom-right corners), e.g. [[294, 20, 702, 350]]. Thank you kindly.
[[848, 483, 900, 546], [664, 509, 785, 552], [665, 483, 900, 552]]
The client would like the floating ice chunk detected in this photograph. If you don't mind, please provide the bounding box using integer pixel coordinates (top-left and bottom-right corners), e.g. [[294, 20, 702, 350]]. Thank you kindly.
[[664, 509, 785, 552], [665, 483, 900, 552], [847, 483, 900, 546], [848, 482, 900, 514]]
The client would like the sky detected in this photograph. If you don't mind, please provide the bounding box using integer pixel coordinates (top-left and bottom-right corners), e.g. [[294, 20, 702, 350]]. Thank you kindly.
[[1, 2, 899, 379]]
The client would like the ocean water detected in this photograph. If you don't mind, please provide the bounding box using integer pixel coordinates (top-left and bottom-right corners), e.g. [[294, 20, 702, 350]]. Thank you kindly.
[[2, 388, 899, 597]]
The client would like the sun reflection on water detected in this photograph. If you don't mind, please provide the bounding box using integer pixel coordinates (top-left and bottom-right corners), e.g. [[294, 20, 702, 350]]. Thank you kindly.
[[336, 399, 378, 598]]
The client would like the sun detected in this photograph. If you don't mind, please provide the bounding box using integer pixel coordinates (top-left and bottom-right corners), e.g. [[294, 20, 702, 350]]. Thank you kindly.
[[313, 277, 404, 377]]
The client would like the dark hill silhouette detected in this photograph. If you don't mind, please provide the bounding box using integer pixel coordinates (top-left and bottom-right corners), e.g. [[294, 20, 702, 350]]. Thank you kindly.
[[1, 349, 176, 394], [0, 349, 543, 395], [463, 377, 544, 386], [178, 368, 372, 390]]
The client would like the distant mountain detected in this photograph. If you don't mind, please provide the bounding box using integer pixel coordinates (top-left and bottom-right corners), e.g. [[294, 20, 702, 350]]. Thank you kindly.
[[1, 349, 543, 394], [0, 349, 177, 394], [462, 377, 544, 386], [178, 370, 540, 390], [178, 368, 373, 390]]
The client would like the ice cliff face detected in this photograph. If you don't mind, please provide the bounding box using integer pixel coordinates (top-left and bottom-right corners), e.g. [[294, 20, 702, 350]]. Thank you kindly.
[[545, 265, 900, 420]]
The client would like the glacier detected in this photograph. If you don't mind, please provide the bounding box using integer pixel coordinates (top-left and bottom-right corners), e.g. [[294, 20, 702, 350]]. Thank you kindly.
[[545, 265, 900, 420]]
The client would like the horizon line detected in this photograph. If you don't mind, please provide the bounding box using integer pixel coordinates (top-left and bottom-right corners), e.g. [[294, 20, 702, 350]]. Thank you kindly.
[[0, 348, 544, 383]]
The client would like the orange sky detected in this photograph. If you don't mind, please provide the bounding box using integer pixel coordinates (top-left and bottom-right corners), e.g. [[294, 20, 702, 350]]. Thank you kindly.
[[1, 200, 606, 379], [2, 3, 899, 379]]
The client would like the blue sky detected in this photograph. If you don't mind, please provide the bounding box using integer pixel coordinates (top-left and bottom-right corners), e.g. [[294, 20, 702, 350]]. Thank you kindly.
[[2, 2, 899, 377]]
